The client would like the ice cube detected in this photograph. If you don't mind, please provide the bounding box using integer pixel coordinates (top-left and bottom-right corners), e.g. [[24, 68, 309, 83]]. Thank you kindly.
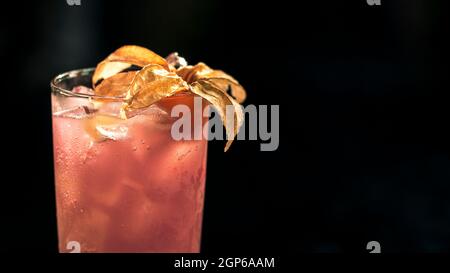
[[96, 123, 129, 140], [82, 114, 129, 141], [124, 104, 169, 119], [97, 101, 123, 117], [53, 86, 100, 118], [53, 106, 96, 119], [126, 104, 174, 132], [166, 52, 187, 69], [72, 85, 94, 95], [52, 86, 95, 112], [140, 104, 170, 118]]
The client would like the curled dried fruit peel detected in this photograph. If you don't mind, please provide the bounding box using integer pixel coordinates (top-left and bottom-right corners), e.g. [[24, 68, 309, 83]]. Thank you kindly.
[[92, 45, 247, 151]]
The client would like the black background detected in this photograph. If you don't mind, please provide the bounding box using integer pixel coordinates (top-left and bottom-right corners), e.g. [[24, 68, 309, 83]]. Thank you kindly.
[[0, 0, 449, 254]]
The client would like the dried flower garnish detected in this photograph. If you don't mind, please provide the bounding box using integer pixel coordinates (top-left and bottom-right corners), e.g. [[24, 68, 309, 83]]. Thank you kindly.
[[92, 45, 247, 151], [190, 80, 244, 151], [92, 45, 169, 87], [177, 62, 246, 103], [121, 64, 189, 114], [94, 71, 138, 97]]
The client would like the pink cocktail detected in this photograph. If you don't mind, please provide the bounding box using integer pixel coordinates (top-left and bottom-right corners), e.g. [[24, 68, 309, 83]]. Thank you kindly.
[[51, 68, 208, 253]]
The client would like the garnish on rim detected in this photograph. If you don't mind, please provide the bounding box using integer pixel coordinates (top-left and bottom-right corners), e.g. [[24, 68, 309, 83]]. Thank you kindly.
[[92, 45, 247, 151]]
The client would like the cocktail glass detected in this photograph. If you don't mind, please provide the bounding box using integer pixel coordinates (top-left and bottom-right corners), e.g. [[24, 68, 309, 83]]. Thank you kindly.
[[51, 68, 208, 253]]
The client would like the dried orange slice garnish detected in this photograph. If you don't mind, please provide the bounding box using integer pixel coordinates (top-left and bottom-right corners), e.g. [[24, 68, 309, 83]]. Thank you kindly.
[[92, 45, 247, 151]]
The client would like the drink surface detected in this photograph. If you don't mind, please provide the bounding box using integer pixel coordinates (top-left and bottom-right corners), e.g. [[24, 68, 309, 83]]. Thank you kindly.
[[52, 93, 207, 253]]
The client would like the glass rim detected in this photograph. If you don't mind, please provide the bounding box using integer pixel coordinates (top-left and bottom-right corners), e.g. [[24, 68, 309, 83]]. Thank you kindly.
[[50, 67, 192, 102]]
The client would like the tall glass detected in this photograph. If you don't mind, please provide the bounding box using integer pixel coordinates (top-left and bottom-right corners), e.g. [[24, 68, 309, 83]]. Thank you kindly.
[[51, 68, 208, 253]]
